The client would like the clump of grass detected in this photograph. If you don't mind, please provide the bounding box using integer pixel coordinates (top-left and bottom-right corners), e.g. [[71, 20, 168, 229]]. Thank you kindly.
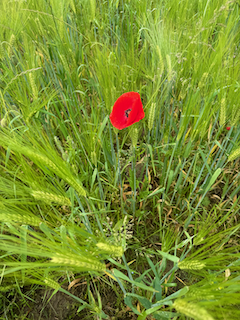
[[0, 0, 240, 319]]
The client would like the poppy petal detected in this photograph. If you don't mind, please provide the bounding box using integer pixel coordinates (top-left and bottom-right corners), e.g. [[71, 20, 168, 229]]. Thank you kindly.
[[110, 92, 145, 130]]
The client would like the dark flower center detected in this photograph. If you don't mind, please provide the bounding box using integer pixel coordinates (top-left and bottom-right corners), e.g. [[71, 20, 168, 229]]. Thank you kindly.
[[124, 109, 132, 118]]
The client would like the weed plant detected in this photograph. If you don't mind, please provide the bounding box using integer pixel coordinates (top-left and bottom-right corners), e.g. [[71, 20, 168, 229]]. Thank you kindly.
[[0, 0, 240, 319]]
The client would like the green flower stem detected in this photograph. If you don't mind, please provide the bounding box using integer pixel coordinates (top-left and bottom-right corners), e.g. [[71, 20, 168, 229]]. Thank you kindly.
[[145, 130, 150, 179], [116, 131, 124, 214], [132, 145, 136, 215], [122, 253, 135, 294], [109, 122, 116, 169], [75, 194, 92, 234]]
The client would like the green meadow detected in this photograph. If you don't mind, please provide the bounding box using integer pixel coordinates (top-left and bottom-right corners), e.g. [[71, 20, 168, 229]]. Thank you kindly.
[[0, 0, 240, 319]]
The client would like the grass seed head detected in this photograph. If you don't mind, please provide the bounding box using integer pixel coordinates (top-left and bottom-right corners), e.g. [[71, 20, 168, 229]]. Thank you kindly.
[[148, 103, 156, 131], [178, 260, 206, 270], [44, 278, 60, 290], [228, 147, 240, 162], [96, 242, 124, 257], [220, 97, 226, 126], [51, 253, 105, 272], [32, 191, 71, 206], [131, 128, 138, 148], [173, 299, 214, 320], [0, 213, 41, 226]]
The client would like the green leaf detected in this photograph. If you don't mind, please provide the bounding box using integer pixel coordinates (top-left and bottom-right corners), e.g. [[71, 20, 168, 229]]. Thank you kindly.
[[39, 223, 55, 243], [112, 269, 158, 293], [125, 293, 151, 309], [124, 296, 141, 315], [157, 251, 180, 263], [146, 187, 165, 199], [97, 115, 109, 140], [205, 168, 222, 192], [152, 286, 189, 308], [91, 167, 98, 190], [166, 170, 174, 193]]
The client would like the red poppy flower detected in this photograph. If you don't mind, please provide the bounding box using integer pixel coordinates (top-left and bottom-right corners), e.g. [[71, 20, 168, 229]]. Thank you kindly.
[[110, 92, 145, 130], [226, 127, 231, 131]]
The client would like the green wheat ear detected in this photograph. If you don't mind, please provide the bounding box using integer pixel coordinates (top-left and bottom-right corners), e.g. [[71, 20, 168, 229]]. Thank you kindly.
[[21, 149, 86, 197], [198, 72, 209, 89], [173, 299, 214, 320], [232, 104, 240, 126], [131, 128, 138, 147], [59, 54, 70, 75], [7, 33, 16, 56], [219, 97, 226, 126], [32, 191, 71, 206], [51, 253, 106, 272], [54, 136, 68, 161], [228, 147, 240, 162], [0, 285, 18, 292], [178, 259, 206, 270], [96, 242, 124, 257], [44, 278, 60, 290], [0, 213, 41, 226], [29, 72, 38, 100], [0, 41, 3, 60], [187, 288, 215, 301], [148, 103, 156, 131], [91, 151, 97, 166]]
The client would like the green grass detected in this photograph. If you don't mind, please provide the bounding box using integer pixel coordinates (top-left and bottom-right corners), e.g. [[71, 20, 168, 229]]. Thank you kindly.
[[0, 0, 240, 319]]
